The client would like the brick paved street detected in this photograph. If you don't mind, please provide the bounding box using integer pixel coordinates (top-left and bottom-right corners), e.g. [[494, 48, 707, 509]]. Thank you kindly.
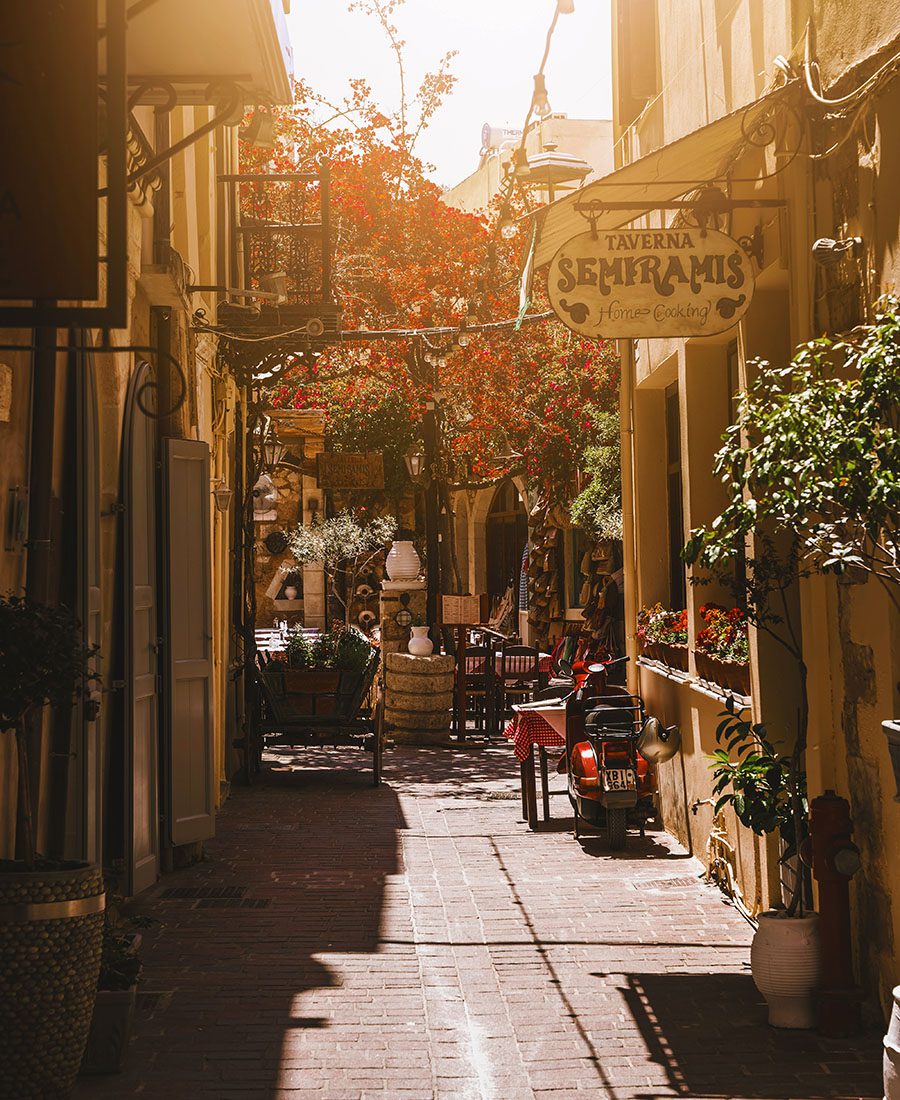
[[75, 747, 883, 1100]]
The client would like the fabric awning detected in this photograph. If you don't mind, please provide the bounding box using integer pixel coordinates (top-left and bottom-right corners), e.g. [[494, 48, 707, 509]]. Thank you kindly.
[[533, 88, 794, 268]]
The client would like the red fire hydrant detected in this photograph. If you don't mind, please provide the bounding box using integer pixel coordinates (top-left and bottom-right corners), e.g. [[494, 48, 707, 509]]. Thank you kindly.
[[809, 790, 862, 1036]]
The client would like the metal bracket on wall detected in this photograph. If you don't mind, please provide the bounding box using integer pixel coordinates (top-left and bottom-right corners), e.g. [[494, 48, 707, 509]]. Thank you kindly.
[[0, 339, 187, 418]]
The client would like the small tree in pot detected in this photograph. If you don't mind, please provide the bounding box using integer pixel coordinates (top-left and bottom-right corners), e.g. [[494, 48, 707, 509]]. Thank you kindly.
[[289, 510, 396, 627], [683, 301, 900, 1028], [0, 595, 105, 1095]]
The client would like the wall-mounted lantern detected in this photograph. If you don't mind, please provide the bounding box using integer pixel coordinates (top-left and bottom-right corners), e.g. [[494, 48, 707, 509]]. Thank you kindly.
[[211, 479, 233, 512]]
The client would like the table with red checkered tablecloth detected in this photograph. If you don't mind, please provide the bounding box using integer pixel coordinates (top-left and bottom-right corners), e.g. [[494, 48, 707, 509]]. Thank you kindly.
[[504, 710, 566, 762], [504, 707, 568, 829]]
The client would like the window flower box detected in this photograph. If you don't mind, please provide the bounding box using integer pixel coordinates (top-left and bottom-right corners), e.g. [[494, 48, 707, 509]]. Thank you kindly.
[[637, 605, 688, 670], [695, 604, 750, 695], [695, 650, 750, 696]]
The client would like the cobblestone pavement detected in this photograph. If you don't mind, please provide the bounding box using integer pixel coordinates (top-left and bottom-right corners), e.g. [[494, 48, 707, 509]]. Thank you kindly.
[[75, 746, 883, 1100]]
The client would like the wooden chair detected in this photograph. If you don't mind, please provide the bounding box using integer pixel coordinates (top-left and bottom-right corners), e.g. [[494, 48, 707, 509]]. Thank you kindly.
[[496, 644, 542, 723], [456, 645, 495, 738]]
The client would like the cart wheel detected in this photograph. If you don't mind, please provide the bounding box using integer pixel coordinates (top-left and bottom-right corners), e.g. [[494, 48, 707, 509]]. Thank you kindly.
[[607, 808, 627, 851], [372, 698, 384, 787]]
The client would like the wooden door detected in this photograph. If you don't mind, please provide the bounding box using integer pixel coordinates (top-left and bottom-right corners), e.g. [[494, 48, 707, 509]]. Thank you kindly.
[[123, 360, 160, 895], [72, 343, 102, 862], [162, 438, 215, 846]]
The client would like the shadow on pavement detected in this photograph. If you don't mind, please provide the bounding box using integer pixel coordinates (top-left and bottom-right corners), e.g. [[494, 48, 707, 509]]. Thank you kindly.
[[620, 971, 883, 1099], [76, 750, 406, 1099]]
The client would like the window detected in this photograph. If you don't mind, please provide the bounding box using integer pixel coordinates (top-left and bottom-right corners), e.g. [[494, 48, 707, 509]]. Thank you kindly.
[[665, 382, 686, 609]]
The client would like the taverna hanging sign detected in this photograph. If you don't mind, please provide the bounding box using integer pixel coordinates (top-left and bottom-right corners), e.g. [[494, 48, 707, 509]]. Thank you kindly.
[[547, 227, 754, 339]]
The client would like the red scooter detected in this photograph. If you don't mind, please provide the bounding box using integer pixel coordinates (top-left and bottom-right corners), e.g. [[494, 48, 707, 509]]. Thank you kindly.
[[563, 661, 678, 849]]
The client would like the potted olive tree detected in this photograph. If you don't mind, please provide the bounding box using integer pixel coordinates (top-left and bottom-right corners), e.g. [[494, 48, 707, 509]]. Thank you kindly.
[[289, 509, 396, 627], [0, 595, 104, 1095], [683, 298, 900, 1029]]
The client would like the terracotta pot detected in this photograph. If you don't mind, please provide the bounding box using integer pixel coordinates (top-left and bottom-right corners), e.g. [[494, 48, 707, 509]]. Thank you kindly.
[[408, 625, 434, 657], [657, 642, 689, 671], [283, 585, 298, 601], [750, 911, 820, 1028], [695, 651, 750, 695], [385, 540, 421, 582], [885, 985, 900, 1100]]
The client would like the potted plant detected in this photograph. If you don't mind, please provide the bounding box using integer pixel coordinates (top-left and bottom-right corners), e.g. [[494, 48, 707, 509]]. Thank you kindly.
[[0, 595, 105, 1096], [80, 900, 144, 1075], [407, 613, 433, 657], [708, 697, 817, 1027], [636, 603, 688, 670], [268, 626, 376, 717], [694, 604, 750, 695]]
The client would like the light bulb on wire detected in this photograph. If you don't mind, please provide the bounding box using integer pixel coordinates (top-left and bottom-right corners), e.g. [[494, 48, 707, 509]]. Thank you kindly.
[[532, 74, 552, 118]]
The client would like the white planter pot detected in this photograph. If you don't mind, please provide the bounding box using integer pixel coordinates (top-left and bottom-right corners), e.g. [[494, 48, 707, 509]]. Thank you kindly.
[[885, 985, 900, 1100], [283, 586, 298, 601], [408, 626, 434, 657], [386, 540, 421, 582], [750, 911, 820, 1029]]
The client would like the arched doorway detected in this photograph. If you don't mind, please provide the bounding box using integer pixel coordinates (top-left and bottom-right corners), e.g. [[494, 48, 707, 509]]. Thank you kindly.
[[486, 480, 528, 603]]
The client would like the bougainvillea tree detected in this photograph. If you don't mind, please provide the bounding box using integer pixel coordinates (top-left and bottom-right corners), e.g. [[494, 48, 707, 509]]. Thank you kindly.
[[243, 2, 619, 517]]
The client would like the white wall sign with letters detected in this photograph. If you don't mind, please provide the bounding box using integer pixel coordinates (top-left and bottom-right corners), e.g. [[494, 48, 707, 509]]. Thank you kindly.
[[547, 227, 754, 339]]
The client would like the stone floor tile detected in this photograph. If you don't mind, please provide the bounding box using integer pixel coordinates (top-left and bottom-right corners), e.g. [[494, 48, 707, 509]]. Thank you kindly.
[[74, 746, 883, 1100]]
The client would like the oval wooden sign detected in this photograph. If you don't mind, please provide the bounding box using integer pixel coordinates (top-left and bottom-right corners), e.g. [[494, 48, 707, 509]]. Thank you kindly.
[[547, 227, 754, 339]]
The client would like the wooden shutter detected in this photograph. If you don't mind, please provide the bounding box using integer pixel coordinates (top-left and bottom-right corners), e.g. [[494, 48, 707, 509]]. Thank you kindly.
[[162, 438, 215, 846], [123, 360, 160, 895]]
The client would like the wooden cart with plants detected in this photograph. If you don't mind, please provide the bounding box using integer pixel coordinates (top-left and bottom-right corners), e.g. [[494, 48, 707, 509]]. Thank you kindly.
[[254, 626, 385, 785]]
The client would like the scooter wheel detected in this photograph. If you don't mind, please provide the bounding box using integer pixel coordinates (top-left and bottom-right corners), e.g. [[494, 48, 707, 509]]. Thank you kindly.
[[607, 808, 627, 850], [573, 812, 581, 840]]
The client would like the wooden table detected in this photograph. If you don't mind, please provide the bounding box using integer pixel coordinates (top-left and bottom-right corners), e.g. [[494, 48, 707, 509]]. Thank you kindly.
[[505, 704, 567, 829]]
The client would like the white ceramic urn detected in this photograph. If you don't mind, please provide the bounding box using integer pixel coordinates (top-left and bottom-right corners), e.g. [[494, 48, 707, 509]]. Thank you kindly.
[[408, 625, 434, 657], [750, 911, 820, 1029], [885, 985, 900, 1100], [283, 585, 298, 601], [386, 540, 421, 582]]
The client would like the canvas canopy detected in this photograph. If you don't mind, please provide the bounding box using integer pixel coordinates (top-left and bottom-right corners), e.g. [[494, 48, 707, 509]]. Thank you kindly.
[[533, 87, 795, 269]]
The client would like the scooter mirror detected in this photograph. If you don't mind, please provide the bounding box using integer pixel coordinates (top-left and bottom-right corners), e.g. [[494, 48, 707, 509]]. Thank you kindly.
[[557, 659, 573, 678], [637, 716, 682, 764]]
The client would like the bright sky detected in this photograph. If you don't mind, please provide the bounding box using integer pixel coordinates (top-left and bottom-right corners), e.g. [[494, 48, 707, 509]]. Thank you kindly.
[[287, 1, 612, 188]]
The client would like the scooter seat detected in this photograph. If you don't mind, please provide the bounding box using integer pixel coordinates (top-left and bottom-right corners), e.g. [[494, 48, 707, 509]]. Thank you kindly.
[[586, 707, 636, 732]]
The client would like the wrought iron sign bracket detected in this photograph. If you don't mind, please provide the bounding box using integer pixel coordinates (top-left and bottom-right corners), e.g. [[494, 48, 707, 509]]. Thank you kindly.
[[573, 192, 786, 220], [737, 224, 765, 268]]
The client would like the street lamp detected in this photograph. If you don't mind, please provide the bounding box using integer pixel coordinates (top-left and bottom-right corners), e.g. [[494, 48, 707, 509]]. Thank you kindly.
[[259, 417, 288, 471], [404, 442, 426, 483]]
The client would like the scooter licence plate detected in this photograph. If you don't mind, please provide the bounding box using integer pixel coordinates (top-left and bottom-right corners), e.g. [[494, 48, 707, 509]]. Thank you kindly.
[[604, 769, 636, 792]]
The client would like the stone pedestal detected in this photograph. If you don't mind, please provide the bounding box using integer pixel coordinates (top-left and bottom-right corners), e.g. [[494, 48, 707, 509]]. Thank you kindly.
[[384, 652, 454, 744]]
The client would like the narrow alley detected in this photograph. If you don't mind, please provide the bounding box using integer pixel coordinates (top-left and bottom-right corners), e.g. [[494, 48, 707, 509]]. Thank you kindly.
[[75, 748, 882, 1100]]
